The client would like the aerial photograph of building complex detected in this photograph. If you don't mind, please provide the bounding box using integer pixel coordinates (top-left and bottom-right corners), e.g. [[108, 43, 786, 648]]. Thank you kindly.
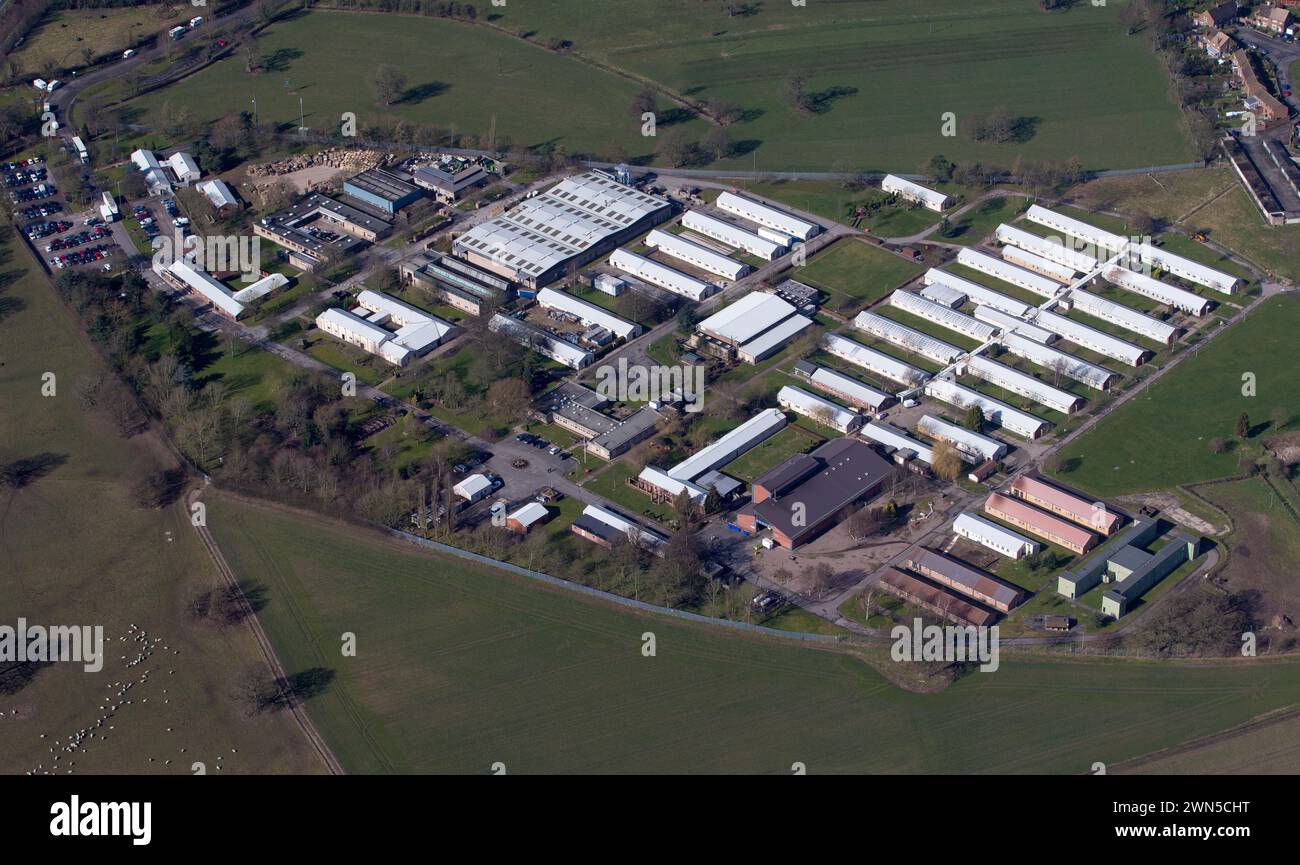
[[0, 0, 1297, 838]]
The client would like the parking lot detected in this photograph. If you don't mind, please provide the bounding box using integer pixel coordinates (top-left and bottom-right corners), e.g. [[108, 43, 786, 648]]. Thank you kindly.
[[10, 153, 123, 274]]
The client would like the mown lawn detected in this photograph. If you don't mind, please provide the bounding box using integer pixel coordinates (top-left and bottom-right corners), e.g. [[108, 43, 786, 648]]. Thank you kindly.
[[1051, 295, 1300, 496]]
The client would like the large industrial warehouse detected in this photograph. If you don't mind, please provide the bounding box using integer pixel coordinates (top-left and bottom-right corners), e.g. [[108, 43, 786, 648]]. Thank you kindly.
[[454, 172, 671, 289], [695, 291, 815, 363]]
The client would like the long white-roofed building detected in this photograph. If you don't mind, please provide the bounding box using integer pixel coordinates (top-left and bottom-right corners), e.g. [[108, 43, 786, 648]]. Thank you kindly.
[[916, 415, 1007, 463], [973, 306, 1057, 344], [1104, 266, 1211, 315], [157, 258, 244, 318], [317, 308, 412, 366], [573, 504, 667, 550], [488, 313, 594, 369], [924, 269, 1031, 317], [635, 408, 787, 502], [809, 366, 894, 413], [965, 355, 1084, 415], [778, 385, 863, 433], [231, 272, 290, 304], [1001, 244, 1080, 284], [998, 332, 1119, 391], [889, 290, 997, 342], [680, 210, 784, 260], [881, 174, 951, 211], [821, 334, 928, 388], [1035, 309, 1150, 366], [1068, 289, 1179, 345], [956, 248, 1061, 298], [953, 512, 1040, 560], [854, 311, 964, 365], [715, 191, 819, 240], [1132, 242, 1238, 294], [608, 248, 715, 300], [645, 228, 749, 280], [995, 223, 1098, 273], [919, 281, 967, 309], [454, 171, 671, 289], [1024, 204, 1128, 255], [861, 421, 934, 465], [536, 288, 640, 340], [315, 290, 456, 366], [924, 377, 1051, 439]]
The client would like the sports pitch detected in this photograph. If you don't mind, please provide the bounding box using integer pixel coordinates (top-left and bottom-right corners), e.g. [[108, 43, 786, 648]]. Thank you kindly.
[[127, 1, 1193, 172], [207, 493, 1300, 774]]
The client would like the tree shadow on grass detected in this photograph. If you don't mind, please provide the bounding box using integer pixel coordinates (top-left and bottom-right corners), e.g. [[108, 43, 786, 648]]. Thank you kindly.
[[262, 47, 303, 74], [0, 661, 52, 696], [401, 81, 450, 105], [806, 85, 859, 115], [0, 453, 69, 488]]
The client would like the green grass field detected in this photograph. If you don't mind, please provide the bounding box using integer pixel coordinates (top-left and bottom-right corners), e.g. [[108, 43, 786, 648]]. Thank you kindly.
[[0, 232, 320, 774], [125, 1, 1191, 172], [205, 493, 1300, 773], [734, 179, 942, 235], [1051, 295, 1300, 497], [798, 239, 923, 312], [723, 424, 823, 482]]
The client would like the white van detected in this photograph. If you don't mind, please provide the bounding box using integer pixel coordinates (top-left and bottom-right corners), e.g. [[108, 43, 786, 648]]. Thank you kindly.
[[122, 49, 136, 59], [32, 78, 48, 91]]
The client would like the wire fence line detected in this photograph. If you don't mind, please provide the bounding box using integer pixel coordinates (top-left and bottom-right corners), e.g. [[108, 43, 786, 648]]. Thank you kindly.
[[386, 528, 846, 644]]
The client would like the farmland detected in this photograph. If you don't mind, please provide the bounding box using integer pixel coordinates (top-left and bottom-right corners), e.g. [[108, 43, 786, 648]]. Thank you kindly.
[[206, 493, 1300, 774], [1049, 295, 1300, 497], [123, 1, 1192, 172], [0, 231, 320, 775]]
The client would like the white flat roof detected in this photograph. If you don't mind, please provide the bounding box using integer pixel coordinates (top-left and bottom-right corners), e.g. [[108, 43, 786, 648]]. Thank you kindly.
[[972, 306, 1056, 344], [853, 310, 964, 364], [698, 291, 797, 344], [231, 272, 289, 303], [668, 407, 787, 481], [881, 174, 949, 209], [738, 313, 814, 361], [680, 210, 782, 259], [956, 248, 1060, 298], [919, 282, 966, 308], [999, 332, 1116, 391], [917, 414, 1006, 462], [966, 355, 1081, 415], [924, 268, 1031, 317], [777, 385, 859, 431], [508, 501, 549, 527], [1069, 289, 1178, 344], [164, 258, 242, 318], [715, 191, 818, 240], [537, 287, 639, 339], [890, 290, 997, 342], [821, 333, 926, 387], [609, 248, 712, 300], [1001, 244, 1081, 284], [861, 421, 933, 464], [923, 377, 1050, 439], [1035, 309, 1147, 366], [810, 366, 892, 410], [1132, 243, 1238, 294], [1025, 204, 1128, 253], [581, 503, 667, 546], [954, 512, 1039, 553], [645, 228, 747, 280], [996, 223, 1097, 273], [1105, 265, 1211, 315]]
